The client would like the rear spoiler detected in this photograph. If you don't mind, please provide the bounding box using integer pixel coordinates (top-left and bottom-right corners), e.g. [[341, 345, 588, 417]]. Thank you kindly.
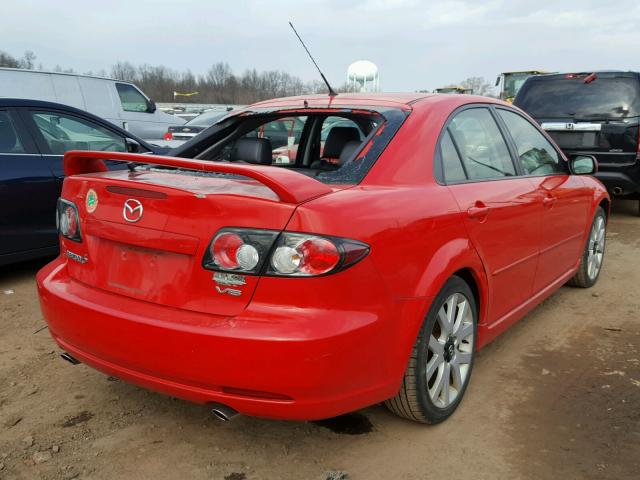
[[63, 150, 333, 204]]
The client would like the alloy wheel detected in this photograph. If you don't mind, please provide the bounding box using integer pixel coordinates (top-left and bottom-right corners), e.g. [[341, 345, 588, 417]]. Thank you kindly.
[[426, 293, 474, 408], [587, 215, 606, 280]]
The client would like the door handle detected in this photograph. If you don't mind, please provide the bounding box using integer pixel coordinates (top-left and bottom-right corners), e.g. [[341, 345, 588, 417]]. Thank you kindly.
[[543, 196, 557, 208], [467, 203, 490, 220]]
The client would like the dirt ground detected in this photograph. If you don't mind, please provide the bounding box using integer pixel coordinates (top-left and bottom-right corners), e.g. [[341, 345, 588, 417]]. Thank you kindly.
[[1, 201, 639, 480]]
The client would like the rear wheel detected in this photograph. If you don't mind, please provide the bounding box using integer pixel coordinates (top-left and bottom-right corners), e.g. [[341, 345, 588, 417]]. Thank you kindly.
[[385, 276, 477, 424], [568, 207, 606, 288]]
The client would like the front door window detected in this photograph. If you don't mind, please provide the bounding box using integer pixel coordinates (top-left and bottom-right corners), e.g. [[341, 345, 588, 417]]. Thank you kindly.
[[30, 112, 127, 154]]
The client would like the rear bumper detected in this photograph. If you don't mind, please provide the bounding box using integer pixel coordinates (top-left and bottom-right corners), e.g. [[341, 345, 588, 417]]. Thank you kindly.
[[595, 167, 640, 196], [37, 258, 426, 420]]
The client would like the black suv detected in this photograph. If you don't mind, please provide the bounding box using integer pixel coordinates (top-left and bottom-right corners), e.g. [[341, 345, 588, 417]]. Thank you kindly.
[[515, 71, 640, 211]]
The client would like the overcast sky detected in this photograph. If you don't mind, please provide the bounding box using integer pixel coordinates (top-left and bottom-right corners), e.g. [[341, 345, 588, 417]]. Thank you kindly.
[[2, 0, 640, 93]]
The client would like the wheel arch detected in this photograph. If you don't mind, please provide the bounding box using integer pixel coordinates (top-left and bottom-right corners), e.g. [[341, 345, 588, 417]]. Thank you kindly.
[[387, 238, 491, 399], [413, 238, 489, 328], [598, 197, 611, 220], [453, 268, 481, 319]]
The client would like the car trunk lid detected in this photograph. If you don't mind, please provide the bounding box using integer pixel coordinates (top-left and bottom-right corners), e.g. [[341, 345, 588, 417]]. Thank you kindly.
[[61, 151, 336, 317]]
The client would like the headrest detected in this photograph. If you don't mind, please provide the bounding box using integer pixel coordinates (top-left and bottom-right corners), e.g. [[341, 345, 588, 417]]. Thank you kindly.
[[338, 140, 361, 165], [0, 119, 18, 152], [323, 127, 360, 158], [230, 137, 273, 165]]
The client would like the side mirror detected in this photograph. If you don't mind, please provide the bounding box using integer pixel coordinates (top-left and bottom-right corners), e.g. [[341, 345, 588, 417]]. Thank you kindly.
[[570, 155, 597, 175], [125, 137, 141, 153], [147, 100, 157, 113], [495, 76, 501, 87]]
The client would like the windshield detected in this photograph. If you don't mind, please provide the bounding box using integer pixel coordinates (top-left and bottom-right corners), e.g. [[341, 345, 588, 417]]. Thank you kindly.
[[187, 110, 227, 127], [515, 75, 640, 119], [172, 107, 408, 185], [503, 73, 532, 99]]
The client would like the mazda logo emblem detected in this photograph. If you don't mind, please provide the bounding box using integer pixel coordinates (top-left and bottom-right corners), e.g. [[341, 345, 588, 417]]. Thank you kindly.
[[123, 199, 143, 223]]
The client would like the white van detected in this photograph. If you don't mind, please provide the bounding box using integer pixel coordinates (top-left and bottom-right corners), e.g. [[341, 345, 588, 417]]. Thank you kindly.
[[0, 68, 184, 139]]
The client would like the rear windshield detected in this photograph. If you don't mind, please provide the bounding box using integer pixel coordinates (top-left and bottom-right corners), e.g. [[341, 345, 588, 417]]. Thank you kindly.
[[515, 74, 640, 119], [172, 107, 408, 185]]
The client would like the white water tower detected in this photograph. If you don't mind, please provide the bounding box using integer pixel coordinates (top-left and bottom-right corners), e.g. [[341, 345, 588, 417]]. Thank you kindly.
[[347, 60, 380, 92]]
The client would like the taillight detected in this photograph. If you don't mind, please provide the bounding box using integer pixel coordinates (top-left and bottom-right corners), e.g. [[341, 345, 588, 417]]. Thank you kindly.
[[202, 229, 369, 277], [163, 131, 173, 140], [269, 234, 341, 275], [56, 198, 82, 242], [203, 229, 279, 275]]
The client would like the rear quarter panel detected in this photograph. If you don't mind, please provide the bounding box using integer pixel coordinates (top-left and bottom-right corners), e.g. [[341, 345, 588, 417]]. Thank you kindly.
[[286, 183, 488, 383]]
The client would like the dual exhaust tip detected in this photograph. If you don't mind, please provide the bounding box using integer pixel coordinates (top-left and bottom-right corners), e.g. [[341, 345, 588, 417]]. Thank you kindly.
[[611, 186, 624, 196], [60, 352, 239, 421]]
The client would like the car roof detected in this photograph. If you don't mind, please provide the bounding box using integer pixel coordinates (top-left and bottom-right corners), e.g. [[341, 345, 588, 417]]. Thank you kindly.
[[237, 92, 509, 114], [0, 67, 124, 83], [200, 93, 509, 126], [249, 93, 433, 109], [529, 70, 639, 80], [502, 70, 550, 74]]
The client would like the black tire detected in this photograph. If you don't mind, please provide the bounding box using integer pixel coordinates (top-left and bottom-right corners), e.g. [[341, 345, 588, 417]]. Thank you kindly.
[[567, 206, 606, 288], [384, 275, 478, 424]]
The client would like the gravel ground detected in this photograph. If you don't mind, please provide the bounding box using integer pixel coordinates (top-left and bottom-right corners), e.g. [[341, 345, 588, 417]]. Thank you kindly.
[[1, 201, 639, 480]]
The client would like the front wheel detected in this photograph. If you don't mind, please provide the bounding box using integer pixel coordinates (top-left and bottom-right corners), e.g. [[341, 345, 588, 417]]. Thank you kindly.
[[385, 276, 477, 424], [568, 206, 606, 288]]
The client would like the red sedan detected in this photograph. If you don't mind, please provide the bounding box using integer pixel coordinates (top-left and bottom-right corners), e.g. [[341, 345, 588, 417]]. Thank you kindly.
[[37, 93, 609, 424]]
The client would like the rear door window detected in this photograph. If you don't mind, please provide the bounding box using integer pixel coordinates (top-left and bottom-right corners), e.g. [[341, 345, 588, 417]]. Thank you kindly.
[[448, 108, 516, 180], [30, 112, 127, 154], [0, 111, 26, 153], [439, 130, 466, 183], [497, 109, 564, 176]]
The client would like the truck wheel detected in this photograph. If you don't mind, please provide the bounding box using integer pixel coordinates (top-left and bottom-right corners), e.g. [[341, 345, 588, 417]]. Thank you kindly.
[[568, 207, 606, 288], [385, 276, 477, 424]]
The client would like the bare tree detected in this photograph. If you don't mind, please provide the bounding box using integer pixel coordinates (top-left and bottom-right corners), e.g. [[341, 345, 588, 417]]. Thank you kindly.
[[460, 77, 495, 97], [0, 48, 375, 103], [19, 51, 36, 69], [53, 65, 75, 73], [111, 61, 138, 82], [0, 51, 20, 68]]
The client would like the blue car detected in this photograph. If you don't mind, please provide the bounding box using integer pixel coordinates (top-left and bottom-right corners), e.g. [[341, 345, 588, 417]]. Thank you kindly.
[[0, 98, 169, 266]]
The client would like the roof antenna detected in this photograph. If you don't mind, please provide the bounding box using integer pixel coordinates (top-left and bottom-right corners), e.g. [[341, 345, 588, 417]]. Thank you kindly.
[[289, 21, 337, 97]]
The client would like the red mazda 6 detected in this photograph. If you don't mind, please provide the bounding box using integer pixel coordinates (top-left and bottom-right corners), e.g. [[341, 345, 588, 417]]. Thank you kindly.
[[37, 93, 609, 424]]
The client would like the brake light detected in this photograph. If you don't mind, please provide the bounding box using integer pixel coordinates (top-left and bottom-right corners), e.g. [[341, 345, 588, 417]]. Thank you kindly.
[[211, 232, 261, 270], [163, 131, 173, 140], [202, 229, 369, 276], [203, 229, 279, 274], [270, 235, 340, 275], [57, 199, 82, 242]]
